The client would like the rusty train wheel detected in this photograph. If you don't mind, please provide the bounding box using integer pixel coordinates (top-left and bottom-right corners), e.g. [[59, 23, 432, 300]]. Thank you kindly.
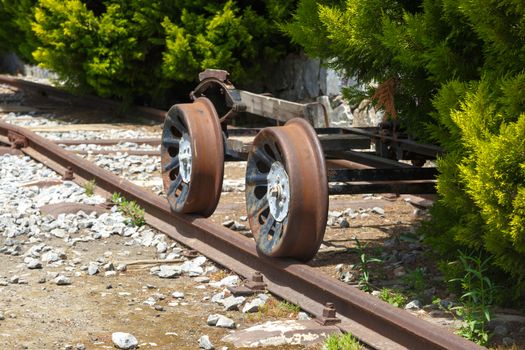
[[161, 97, 224, 217], [245, 118, 328, 261]]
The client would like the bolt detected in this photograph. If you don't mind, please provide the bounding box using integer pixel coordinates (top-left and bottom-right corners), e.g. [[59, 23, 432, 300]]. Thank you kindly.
[[252, 271, 263, 283], [63, 166, 74, 181], [103, 198, 114, 210], [322, 303, 336, 319], [269, 184, 282, 198], [232, 103, 247, 112]]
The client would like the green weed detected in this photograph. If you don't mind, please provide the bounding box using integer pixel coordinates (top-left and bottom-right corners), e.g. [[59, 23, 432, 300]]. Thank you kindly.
[[378, 288, 407, 308], [324, 333, 362, 350], [403, 268, 427, 296], [451, 251, 497, 346], [351, 238, 382, 292], [83, 179, 96, 197], [277, 300, 301, 314], [111, 192, 146, 227]]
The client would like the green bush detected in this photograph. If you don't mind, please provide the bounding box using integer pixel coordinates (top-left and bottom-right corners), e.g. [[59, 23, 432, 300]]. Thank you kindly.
[[425, 75, 525, 301], [29, 0, 295, 102], [32, 1, 179, 100], [286, 0, 525, 303], [162, 1, 295, 83], [0, 0, 38, 62]]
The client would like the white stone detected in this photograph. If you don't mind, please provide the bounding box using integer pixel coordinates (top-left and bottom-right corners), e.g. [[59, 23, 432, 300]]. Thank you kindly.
[[42, 251, 61, 263], [404, 300, 421, 310], [54, 275, 71, 285], [210, 275, 239, 288], [257, 293, 269, 302], [207, 314, 221, 326], [25, 257, 42, 269], [103, 262, 114, 271], [87, 262, 99, 275], [223, 296, 245, 311], [297, 312, 310, 321], [116, 263, 127, 272], [194, 276, 210, 283], [171, 291, 185, 299], [198, 335, 214, 350], [242, 298, 265, 313], [328, 211, 342, 218], [112, 332, 138, 349], [50, 228, 68, 238], [158, 265, 181, 278], [372, 207, 385, 216], [156, 241, 168, 253], [211, 292, 226, 304], [216, 315, 236, 329], [143, 297, 156, 306]]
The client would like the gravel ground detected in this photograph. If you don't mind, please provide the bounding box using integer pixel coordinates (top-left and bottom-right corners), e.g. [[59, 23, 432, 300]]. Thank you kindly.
[[0, 152, 309, 350]]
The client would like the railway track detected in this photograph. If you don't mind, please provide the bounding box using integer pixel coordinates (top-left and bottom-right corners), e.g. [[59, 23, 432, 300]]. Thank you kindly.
[[0, 75, 483, 349]]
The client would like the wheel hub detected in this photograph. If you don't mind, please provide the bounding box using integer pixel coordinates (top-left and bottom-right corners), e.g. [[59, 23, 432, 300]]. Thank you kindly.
[[266, 161, 290, 222], [179, 133, 192, 183]]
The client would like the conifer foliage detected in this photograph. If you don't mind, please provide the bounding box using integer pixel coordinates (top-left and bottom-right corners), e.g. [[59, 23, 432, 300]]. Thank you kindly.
[[286, 0, 525, 302]]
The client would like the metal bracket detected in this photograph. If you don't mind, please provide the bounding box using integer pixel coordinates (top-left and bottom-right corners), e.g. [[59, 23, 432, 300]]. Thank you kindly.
[[228, 271, 267, 296], [63, 166, 74, 181], [316, 303, 341, 326], [7, 131, 28, 149]]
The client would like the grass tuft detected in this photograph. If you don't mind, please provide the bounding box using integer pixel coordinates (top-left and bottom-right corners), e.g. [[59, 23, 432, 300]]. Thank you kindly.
[[324, 333, 362, 350]]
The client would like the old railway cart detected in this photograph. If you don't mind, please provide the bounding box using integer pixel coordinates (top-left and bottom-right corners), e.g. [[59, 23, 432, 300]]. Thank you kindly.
[[161, 70, 439, 261]]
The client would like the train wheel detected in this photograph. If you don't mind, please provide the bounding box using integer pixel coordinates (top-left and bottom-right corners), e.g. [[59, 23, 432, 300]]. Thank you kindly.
[[161, 97, 224, 217], [245, 118, 328, 261]]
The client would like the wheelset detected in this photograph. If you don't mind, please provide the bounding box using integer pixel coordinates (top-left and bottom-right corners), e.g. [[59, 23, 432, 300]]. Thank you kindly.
[[161, 70, 439, 262], [245, 118, 328, 261], [160, 97, 224, 217]]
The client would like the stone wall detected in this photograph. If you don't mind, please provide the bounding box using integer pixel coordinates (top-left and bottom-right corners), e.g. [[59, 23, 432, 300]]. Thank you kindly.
[[247, 52, 342, 102], [0, 53, 58, 82], [248, 53, 382, 128], [0, 53, 25, 75]]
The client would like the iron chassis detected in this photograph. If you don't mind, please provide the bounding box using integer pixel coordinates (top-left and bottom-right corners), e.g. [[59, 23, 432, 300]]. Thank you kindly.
[[160, 69, 440, 262]]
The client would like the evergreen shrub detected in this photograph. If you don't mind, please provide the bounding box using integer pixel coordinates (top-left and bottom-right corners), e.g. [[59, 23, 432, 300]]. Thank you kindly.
[[28, 0, 295, 101], [286, 0, 525, 302]]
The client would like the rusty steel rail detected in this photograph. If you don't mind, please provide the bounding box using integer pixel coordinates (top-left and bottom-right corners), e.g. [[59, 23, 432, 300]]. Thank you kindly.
[[0, 120, 482, 350], [54, 138, 161, 146]]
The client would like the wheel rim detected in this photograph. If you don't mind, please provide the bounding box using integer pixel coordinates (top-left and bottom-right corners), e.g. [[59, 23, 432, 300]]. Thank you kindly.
[[267, 161, 290, 222], [245, 118, 328, 261], [178, 132, 192, 183], [161, 97, 224, 217]]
